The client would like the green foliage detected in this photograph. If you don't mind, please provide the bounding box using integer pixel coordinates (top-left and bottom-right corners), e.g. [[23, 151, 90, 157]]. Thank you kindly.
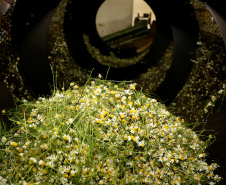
[[0, 78, 221, 184]]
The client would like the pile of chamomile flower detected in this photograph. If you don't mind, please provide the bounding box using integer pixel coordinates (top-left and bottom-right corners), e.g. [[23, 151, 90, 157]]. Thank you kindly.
[[0, 76, 221, 184]]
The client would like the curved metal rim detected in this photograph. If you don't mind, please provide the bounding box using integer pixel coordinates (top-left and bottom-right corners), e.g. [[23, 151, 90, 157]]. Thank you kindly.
[[10, 0, 225, 104]]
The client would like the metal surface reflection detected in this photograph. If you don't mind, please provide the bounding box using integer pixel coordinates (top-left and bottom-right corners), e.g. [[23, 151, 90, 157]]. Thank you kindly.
[[0, 0, 13, 14], [0, 0, 14, 28], [5, 0, 225, 105], [0, 0, 11, 14]]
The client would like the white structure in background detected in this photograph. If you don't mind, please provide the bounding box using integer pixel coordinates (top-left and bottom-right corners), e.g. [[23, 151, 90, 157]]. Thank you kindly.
[[132, 0, 156, 26], [96, 0, 156, 38], [96, 0, 133, 37]]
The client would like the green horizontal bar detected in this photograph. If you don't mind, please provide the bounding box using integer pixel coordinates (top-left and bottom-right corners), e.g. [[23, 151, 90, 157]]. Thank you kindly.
[[101, 21, 149, 44]]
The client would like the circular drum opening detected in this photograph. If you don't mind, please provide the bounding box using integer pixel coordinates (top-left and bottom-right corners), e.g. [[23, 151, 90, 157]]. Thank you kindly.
[[95, 0, 157, 55]]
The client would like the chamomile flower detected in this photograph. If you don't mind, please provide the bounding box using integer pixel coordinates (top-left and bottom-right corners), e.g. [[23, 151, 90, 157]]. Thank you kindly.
[[129, 83, 137, 90], [95, 88, 102, 95], [38, 160, 46, 166], [1, 136, 7, 143], [0, 78, 221, 184], [63, 134, 72, 142], [29, 157, 37, 164], [10, 142, 18, 146], [214, 175, 221, 182], [194, 173, 201, 181], [71, 169, 78, 176], [98, 74, 103, 79], [66, 118, 74, 125], [138, 140, 145, 147], [55, 113, 61, 119]]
